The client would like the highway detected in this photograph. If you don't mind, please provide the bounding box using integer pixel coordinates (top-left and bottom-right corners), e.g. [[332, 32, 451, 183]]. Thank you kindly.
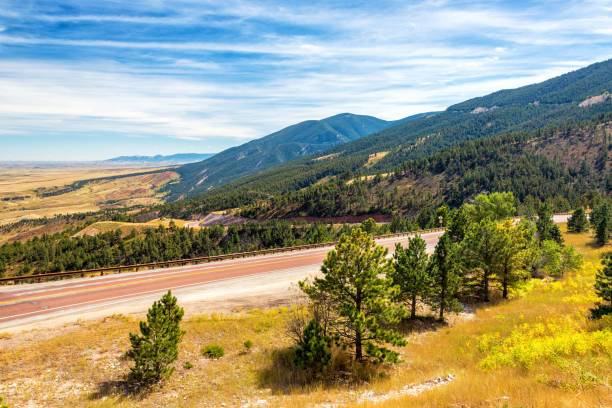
[[0, 232, 444, 330], [0, 214, 570, 331]]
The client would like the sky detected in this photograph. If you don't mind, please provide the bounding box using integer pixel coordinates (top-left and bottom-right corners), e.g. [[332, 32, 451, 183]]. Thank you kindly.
[[0, 0, 611, 161]]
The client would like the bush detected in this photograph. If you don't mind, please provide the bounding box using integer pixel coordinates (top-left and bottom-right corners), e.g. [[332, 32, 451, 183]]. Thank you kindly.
[[202, 344, 225, 359], [126, 290, 185, 385], [243, 339, 253, 351], [294, 318, 332, 372], [183, 361, 193, 369]]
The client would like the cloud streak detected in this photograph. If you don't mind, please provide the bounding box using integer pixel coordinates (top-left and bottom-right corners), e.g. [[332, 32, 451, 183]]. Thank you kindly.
[[0, 0, 610, 160]]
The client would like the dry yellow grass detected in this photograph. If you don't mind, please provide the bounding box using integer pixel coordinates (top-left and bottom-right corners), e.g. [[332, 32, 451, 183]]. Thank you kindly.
[[364, 151, 389, 167], [73, 218, 191, 238], [0, 227, 610, 407], [0, 167, 178, 225]]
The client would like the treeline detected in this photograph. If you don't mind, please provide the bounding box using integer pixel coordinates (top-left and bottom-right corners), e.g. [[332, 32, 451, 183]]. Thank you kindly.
[[0, 220, 401, 277], [293, 192, 584, 367], [236, 116, 611, 219]]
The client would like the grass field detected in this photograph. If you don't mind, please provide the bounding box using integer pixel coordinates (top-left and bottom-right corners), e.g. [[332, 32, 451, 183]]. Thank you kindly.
[[73, 218, 192, 238], [0, 226, 610, 407], [0, 166, 178, 226]]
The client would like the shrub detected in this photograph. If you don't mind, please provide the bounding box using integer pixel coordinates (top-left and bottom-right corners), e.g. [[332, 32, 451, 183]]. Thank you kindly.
[[202, 345, 225, 359], [243, 339, 253, 351], [126, 290, 185, 385], [294, 318, 332, 372], [183, 361, 193, 369], [0, 396, 8, 408]]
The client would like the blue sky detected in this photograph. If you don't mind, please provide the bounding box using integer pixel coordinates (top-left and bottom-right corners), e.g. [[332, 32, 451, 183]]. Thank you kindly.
[[0, 0, 611, 161]]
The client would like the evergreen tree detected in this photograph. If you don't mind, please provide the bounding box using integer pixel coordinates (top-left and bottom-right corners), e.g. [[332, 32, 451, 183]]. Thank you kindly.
[[428, 233, 461, 321], [448, 206, 470, 243], [591, 255, 612, 319], [294, 318, 332, 372], [567, 208, 589, 233], [127, 291, 185, 385], [536, 204, 563, 244], [390, 236, 431, 319], [465, 192, 516, 222], [436, 205, 450, 227], [591, 202, 612, 245], [460, 219, 505, 302], [390, 215, 406, 233], [495, 220, 533, 298], [300, 228, 406, 362], [361, 218, 377, 235]]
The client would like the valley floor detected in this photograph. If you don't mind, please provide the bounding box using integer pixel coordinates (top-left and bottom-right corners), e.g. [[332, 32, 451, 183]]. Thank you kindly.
[[0, 225, 610, 407], [0, 166, 176, 228]]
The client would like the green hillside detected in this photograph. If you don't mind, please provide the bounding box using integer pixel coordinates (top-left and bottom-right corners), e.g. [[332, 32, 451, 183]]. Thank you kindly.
[[156, 59, 612, 218], [238, 116, 611, 221], [168, 112, 430, 198]]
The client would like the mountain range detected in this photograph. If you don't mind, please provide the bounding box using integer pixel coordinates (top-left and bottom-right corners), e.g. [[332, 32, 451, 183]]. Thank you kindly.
[[105, 153, 215, 166], [168, 112, 434, 198], [156, 58, 612, 219]]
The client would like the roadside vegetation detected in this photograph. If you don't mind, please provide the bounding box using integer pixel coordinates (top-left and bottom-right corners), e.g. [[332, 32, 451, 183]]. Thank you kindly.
[[1, 192, 609, 407]]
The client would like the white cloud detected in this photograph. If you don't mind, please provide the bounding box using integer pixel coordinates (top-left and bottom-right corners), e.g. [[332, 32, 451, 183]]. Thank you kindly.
[[0, 0, 611, 159]]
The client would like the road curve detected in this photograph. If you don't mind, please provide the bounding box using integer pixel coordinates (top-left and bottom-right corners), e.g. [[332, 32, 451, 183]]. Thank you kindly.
[[0, 214, 570, 330]]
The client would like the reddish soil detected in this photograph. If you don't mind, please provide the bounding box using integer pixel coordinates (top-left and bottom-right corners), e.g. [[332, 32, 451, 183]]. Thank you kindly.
[[287, 213, 393, 224]]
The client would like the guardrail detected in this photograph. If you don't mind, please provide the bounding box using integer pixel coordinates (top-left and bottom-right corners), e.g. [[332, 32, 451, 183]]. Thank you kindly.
[[0, 211, 572, 285], [0, 227, 447, 285]]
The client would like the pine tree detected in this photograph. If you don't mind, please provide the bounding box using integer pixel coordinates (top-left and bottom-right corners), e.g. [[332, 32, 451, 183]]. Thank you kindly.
[[495, 220, 533, 298], [591, 202, 612, 245], [460, 219, 505, 302], [300, 228, 406, 363], [361, 218, 377, 235], [567, 208, 589, 233], [465, 192, 515, 223], [429, 233, 461, 321], [390, 236, 431, 319], [448, 206, 470, 242], [591, 255, 612, 319], [294, 318, 332, 372], [127, 290, 185, 385], [536, 204, 563, 244]]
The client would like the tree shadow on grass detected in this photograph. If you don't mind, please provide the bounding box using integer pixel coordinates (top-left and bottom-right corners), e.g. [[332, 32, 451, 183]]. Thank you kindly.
[[88, 375, 152, 401], [257, 346, 389, 395], [395, 315, 448, 336]]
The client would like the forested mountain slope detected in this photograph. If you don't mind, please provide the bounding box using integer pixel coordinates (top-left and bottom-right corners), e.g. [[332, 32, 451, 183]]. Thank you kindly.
[[237, 116, 611, 221], [168, 112, 429, 198], [158, 59, 612, 217], [160, 114, 611, 220]]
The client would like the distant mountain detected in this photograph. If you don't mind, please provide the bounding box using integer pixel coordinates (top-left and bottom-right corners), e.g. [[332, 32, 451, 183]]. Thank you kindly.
[[154, 58, 612, 219], [168, 112, 432, 197], [106, 153, 215, 166]]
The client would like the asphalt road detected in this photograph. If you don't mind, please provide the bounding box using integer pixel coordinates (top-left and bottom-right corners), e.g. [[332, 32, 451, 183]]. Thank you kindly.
[[0, 214, 570, 330], [0, 232, 444, 330]]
